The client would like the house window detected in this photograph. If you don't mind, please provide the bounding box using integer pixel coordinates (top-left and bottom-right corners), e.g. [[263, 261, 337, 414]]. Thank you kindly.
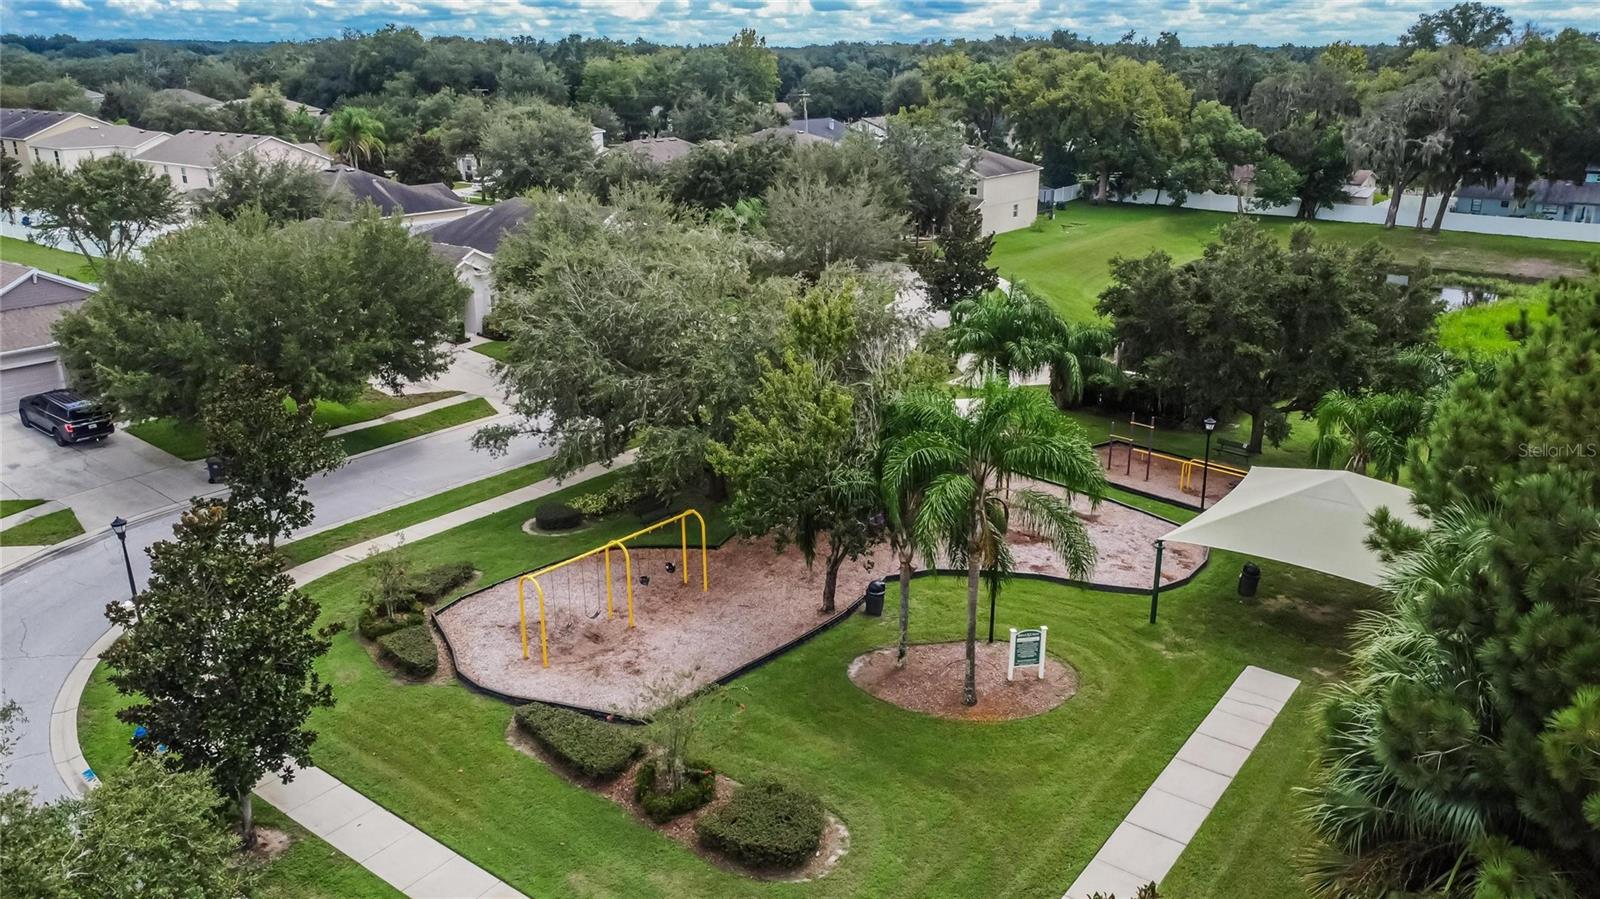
[[1012, 203, 1019, 217], [32, 148, 40, 161], [1470, 199, 1482, 213], [969, 186, 979, 196], [181, 169, 188, 185], [1500, 200, 1508, 207], [206, 171, 213, 187], [53, 151, 60, 165]]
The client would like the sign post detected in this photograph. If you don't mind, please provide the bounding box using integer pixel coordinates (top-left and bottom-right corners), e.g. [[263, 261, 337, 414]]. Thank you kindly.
[[1007, 626, 1047, 681]]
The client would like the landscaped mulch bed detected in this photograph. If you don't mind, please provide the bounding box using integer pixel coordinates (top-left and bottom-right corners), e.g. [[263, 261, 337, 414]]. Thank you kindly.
[[848, 642, 1078, 721], [505, 721, 850, 882]]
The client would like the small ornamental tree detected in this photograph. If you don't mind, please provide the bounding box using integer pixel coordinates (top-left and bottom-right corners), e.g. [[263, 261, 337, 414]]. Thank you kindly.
[[195, 152, 331, 224], [203, 367, 347, 550], [102, 502, 336, 846], [17, 154, 182, 275], [909, 202, 998, 310]]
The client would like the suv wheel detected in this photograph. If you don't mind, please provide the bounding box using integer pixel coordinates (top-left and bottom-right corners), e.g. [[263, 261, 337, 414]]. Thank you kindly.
[[18, 410, 29, 430], [54, 428, 69, 447]]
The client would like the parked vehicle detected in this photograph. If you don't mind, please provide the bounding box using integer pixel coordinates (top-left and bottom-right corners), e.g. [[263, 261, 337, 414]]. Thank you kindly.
[[18, 390, 115, 446]]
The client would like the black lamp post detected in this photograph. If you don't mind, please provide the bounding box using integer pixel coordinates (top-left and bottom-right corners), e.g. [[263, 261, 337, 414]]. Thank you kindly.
[[110, 516, 140, 623], [1199, 417, 1217, 510]]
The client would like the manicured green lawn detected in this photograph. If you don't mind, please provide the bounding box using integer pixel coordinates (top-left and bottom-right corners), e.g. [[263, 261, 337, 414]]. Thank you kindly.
[[337, 397, 495, 455], [1060, 406, 1318, 470], [126, 390, 466, 461], [77, 464, 1369, 898], [470, 340, 513, 362], [0, 498, 46, 518], [77, 676, 402, 899], [992, 204, 1599, 322], [0, 236, 98, 283], [0, 507, 85, 546], [277, 458, 555, 567]]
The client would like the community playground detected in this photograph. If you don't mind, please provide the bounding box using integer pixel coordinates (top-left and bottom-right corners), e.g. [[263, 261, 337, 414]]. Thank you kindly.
[[433, 487, 1207, 718], [1100, 416, 1248, 507]]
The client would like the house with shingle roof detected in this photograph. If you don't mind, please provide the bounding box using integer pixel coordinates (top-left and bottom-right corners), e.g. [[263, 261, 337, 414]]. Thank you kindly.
[[1453, 164, 1600, 224], [0, 108, 110, 173], [319, 165, 470, 229], [418, 197, 536, 336], [29, 123, 169, 172], [132, 129, 330, 194], [967, 147, 1042, 235], [613, 136, 695, 166]]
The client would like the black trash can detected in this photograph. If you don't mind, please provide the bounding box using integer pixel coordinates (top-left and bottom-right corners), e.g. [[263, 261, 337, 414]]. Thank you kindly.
[[1238, 563, 1261, 598], [862, 580, 886, 617], [205, 456, 228, 485]]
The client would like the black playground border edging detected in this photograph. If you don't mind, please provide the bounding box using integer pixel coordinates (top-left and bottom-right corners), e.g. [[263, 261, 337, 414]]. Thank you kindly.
[[431, 485, 1208, 722]]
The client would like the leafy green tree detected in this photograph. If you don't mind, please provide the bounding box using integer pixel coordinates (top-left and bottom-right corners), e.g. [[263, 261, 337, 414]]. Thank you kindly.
[[922, 52, 1008, 146], [478, 103, 596, 197], [390, 132, 458, 185], [17, 154, 181, 275], [195, 151, 330, 223], [324, 106, 387, 170], [497, 51, 569, 103], [762, 175, 906, 279], [883, 380, 1104, 705], [1243, 63, 1357, 218], [1161, 99, 1266, 208], [102, 502, 336, 846], [909, 202, 998, 310], [478, 189, 790, 496], [1099, 219, 1439, 452], [1402, 1, 1513, 49], [711, 272, 908, 611], [55, 209, 464, 421], [665, 136, 791, 210], [723, 29, 780, 103], [23, 76, 97, 114], [1006, 49, 1191, 201], [203, 367, 346, 550], [883, 70, 928, 113], [0, 154, 20, 222], [882, 107, 969, 234]]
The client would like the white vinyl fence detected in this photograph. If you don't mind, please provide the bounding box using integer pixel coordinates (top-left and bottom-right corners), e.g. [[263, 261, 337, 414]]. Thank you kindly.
[[1067, 188, 1600, 243]]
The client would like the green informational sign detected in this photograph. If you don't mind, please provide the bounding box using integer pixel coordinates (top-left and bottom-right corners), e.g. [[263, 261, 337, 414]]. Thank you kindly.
[[1013, 629, 1042, 666]]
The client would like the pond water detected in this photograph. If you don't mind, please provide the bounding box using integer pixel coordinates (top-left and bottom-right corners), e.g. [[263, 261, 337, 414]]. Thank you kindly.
[[1386, 274, 1499, 310]]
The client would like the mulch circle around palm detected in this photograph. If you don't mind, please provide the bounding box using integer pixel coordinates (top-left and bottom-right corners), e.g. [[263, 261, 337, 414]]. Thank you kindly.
[[849, 642, 1078, 721]]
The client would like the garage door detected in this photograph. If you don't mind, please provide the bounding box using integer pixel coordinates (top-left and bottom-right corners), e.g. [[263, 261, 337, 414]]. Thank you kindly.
[[0, 360, 64, 408]]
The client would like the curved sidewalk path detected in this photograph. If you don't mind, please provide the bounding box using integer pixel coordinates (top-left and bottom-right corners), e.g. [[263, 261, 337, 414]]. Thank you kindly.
[[2, 413, 550, 803], [50, 458, 625, 898]]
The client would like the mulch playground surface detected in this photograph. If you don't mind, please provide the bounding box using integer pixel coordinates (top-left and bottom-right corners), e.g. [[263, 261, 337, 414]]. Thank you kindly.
[[849, 642, 1078, 721], [1100, 443, 1243, 507], [436, 492, 1204, 717]]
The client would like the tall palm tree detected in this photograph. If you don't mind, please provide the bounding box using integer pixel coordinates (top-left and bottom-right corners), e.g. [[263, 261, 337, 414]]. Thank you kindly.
[[947, 285, 1119, 408], [883, 379, 1106, 706], [1309, 389, 1432, 482], [324, 107, 387, 170]]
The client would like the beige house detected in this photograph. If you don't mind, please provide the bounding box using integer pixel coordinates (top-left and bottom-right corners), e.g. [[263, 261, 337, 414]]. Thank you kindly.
[[969, 148, 1041, 235], [29, 124, 169, 172], [132, 130, 331, 194], [0, 109, 110, 173]]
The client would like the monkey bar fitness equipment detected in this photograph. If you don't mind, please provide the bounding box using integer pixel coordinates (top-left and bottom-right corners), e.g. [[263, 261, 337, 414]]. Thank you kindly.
[[517, 509, 710, 668]]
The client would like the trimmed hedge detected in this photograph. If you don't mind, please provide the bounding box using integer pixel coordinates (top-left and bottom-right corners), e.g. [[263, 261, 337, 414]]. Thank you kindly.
[[358, 608, 425, 641], [407, 561, 476, 604], [635, 758, 716, 823], [534, 503, 583, 531], [376, 625, 438, 678], [513, 704, 640, 780], [696, 781, 825, 869]]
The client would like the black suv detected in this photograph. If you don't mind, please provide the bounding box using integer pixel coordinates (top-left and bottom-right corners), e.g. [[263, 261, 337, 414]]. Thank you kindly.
[[19, 390, 115, 446]]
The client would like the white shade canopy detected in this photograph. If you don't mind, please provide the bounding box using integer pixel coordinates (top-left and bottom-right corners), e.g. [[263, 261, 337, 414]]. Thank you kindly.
[[1161, 467, 1428, 587]]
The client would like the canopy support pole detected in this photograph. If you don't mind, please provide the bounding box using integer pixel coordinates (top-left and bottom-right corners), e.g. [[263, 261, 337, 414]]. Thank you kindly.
[[1149, 539, 1165, 624]]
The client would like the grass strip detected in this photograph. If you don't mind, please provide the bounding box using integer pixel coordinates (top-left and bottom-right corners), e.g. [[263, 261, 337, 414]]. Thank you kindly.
[[337, 397, 495, 456], [0, 508, 85, 546]]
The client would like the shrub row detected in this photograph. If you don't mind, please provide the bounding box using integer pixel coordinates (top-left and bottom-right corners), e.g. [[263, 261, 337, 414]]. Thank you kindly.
[[534, 503, 583, 531], [406, 561, 476, 605], [376, 625, 438, 678], [635, 759, 717, 823], [696, 780, 826, 870], [513, 703, 641, 780], [358, 608, 425, 641]]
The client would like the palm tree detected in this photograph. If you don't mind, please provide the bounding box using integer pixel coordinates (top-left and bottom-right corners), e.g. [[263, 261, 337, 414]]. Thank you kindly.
[[324, 107, 387, 170], [883, 379, 1106, 706], [1309, 389, 1432, 481], [947, 285, 1119, 409]]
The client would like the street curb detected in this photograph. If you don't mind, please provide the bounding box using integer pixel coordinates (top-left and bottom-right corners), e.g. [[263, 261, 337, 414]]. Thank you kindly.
[[0, 487, 225, 583], [50, 624, 121, 797]]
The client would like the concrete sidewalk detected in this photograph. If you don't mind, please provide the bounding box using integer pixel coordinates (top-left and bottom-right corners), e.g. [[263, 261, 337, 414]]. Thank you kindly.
[[255, 767, 521, 898], [1063, 665, 1301, 899]]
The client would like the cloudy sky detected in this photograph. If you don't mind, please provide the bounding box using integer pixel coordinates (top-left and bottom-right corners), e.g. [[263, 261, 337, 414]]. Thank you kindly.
[[3, 0, 1593, 47]]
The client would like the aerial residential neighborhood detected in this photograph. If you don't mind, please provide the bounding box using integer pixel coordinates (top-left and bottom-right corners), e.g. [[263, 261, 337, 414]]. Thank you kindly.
[[0, 3, 1597, 899]]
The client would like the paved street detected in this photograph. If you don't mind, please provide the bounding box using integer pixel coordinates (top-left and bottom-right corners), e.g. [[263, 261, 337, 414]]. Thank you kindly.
[[0, 416, 550, 801]]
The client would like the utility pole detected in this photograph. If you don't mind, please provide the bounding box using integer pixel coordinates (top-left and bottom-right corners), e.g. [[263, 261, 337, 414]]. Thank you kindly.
[[794, 88, 810, 124]]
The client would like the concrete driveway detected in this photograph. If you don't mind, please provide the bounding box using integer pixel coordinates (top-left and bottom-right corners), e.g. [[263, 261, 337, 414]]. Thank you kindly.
[[0, 416, 208, 536]]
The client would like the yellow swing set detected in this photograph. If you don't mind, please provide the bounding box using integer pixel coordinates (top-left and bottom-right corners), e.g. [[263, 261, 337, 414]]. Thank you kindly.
[[516, 509, 709, 668]]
